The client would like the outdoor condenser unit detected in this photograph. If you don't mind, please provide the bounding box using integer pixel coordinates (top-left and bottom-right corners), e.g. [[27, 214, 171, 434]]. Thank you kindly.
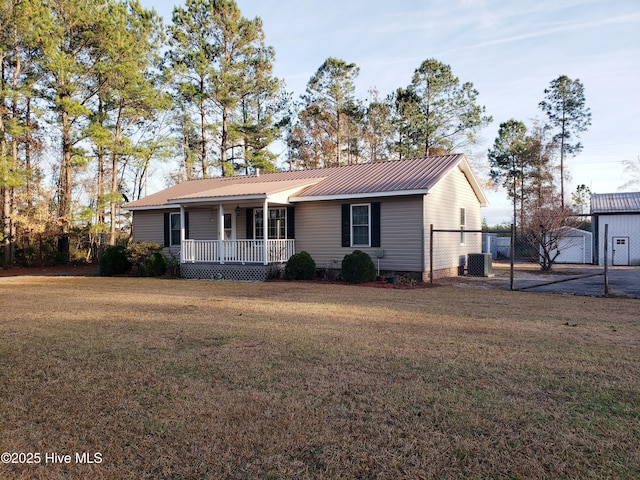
[[467, 253, 492, 277]]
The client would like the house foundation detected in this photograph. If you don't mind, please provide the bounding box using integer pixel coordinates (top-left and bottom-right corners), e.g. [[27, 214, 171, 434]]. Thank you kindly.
[[180, 263, 283, 282]]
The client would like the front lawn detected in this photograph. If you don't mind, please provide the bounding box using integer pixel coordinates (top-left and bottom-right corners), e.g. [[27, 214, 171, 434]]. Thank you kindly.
[[1, 277, 638, 479]]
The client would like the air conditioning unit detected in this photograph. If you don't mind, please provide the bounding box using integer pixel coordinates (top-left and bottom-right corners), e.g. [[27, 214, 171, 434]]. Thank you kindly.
[[467, 253, 492, 277]]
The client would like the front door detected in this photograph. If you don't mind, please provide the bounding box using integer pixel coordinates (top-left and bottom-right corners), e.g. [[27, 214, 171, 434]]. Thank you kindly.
[[223, 213, 236, 260], [612, 236, 630, 266]]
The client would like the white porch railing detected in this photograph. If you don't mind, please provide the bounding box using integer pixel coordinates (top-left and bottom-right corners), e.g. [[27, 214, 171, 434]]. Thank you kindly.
[[181, 239, 295, 264]]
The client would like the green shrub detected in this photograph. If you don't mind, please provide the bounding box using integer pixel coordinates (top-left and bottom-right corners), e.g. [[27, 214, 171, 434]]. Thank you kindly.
[[100, 245, 132, 276], [126, 242, 163, 265], [284, 251, 316, 280], [341, 250, 376, 284], [139, 252, 167, 277]]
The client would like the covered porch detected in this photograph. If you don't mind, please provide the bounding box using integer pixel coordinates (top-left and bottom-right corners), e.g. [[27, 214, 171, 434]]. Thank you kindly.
[[169, 177, 322, 273], [181, 239, 295, 265]]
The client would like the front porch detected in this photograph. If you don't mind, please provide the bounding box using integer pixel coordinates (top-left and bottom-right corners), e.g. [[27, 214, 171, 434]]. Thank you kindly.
[[179, 240, 294, 281], [181, 239, 295, 265]]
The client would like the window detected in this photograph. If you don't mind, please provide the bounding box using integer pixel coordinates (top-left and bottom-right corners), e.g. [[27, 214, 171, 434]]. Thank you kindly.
[[342, 202, 380, 248], [223, 213, 234, 240], [254, 208, 287, 240], [460, 207, 466, 245], [170, 212, 181, 246], [351, 204, 370, 247], [268, 209, 287, 239]]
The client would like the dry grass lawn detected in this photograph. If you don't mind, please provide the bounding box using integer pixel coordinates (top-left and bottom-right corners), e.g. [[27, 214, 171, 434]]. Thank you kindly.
[[1, 276, 639, 479]]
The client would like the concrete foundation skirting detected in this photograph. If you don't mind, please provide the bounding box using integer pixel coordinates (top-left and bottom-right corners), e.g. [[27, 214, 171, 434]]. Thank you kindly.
[[180, 263, 283, 282]]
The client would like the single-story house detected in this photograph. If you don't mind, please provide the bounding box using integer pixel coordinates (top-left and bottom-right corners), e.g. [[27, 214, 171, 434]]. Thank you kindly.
[[591, 192, 640, 266], [124, 154, 489, 281]]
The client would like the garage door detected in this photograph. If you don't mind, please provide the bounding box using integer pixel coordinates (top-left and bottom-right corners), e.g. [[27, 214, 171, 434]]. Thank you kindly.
[[554, 236, 585, 263]]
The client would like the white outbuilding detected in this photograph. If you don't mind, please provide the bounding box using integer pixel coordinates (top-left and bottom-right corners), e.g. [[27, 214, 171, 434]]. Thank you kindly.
[[591, 192, 640, 266], [547, 226, 593, 264]]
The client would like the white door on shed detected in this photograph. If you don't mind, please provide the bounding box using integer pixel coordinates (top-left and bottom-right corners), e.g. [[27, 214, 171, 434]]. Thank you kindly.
[[612, 237, 630, 266]]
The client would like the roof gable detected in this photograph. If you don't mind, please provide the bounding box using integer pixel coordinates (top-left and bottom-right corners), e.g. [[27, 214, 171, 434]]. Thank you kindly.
[[124, 155, 488, 209]]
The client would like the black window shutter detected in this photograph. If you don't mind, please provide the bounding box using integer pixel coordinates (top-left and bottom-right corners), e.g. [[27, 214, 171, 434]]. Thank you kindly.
[[163, 212, 170, 247], [371, 202, 381, 247], [287, 207, 295, 239], [184, 211, 190, 239], [246, 208, 254, 239], [341, 204, 350, 247]]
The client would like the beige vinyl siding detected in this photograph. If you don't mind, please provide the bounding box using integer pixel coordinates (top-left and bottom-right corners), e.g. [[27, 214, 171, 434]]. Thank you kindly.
[[187, 208, 216, 240], [424, 166, 483, 273], [132, 210, 172, 245], [132, 208, 217, 258], [295, 196, 424, 272]]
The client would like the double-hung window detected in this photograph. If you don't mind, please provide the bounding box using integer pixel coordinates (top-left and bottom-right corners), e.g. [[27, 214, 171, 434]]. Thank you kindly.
[[254, 208, 287, 240], [342, 202, 380, 248], [460, 207, 466, 245], [170, 212, 181, 246], [351, 204, 371, 247]]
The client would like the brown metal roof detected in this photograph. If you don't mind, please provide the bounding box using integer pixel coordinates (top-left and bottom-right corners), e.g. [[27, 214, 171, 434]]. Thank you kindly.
[[591, 192, 640, 214], [124, 155, 488, 209], [173, 178, 325, 202]]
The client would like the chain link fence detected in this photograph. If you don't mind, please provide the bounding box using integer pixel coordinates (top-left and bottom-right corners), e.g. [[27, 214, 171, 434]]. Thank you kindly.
[[430, 225, 636, 295]]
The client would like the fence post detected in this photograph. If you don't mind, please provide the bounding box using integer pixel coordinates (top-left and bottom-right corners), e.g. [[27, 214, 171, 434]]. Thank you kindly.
[[510, 223, 515, 291], [604, 224, 609, 296], [429, 224, 434, 285]]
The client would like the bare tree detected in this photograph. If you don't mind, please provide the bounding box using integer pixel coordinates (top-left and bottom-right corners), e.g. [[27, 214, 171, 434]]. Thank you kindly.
[[620, 156, 640, 191], [522, 199, 576, 272]]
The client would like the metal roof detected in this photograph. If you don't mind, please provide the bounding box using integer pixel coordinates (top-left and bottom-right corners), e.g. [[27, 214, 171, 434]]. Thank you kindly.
[[591, 192, 640, 214], [124, 155, 488, 209]]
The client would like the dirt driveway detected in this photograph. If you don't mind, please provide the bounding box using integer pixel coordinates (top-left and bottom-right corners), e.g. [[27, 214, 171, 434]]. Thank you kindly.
[[444, 264, 640, 299]]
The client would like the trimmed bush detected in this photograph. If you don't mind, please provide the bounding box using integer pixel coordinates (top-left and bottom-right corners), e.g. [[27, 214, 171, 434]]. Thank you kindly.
[[341, 250, 376, 284], [284, 251, 316, 280], [139, 252, 167, 277], [126, 242, 163, 265], [100, 245, 132, 276]]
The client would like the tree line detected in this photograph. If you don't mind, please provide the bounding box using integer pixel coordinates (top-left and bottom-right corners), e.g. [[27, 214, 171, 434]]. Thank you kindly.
[[0, 0, 590, 268]]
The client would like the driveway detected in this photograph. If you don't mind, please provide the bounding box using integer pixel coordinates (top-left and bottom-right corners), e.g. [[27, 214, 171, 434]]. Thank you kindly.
[[521, 267, 640, 298], [444, 265, 640, 299]]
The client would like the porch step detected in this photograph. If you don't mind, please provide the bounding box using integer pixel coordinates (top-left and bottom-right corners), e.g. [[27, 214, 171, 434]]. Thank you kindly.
[[180, 263, 282, 282]]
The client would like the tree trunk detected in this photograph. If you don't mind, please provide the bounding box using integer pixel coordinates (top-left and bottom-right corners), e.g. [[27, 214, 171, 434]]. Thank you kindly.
[[221, 104, 228, 176], [199, 76, 207, 178], [57, 109, 73, 263]]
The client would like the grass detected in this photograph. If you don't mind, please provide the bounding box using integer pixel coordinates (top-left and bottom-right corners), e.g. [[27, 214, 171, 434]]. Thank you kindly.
[[1, 276, 639, 479]]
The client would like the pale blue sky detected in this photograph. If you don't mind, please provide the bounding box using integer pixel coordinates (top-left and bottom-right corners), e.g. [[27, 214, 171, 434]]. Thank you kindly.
[[143, 0, 640, 223]]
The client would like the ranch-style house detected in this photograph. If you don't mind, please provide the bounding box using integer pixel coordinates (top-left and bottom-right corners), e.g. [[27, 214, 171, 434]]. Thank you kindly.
[[124, 154, 489, 281]]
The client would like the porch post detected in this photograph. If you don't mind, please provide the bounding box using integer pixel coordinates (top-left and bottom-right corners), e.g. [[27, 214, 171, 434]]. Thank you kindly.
[[263, 198, 269, 265], [180, 205, 186, 264], [218, 204, 224, 263]]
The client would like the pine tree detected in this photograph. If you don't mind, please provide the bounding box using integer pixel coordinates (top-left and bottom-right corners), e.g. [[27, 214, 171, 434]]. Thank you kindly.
[[300, 57, 361, 167], [394, 58, 491, 156], [539, 75, 591, 208], [167, 0, 280, 177], [88, 0, 167, 245], [33, 0, 109, 262]]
